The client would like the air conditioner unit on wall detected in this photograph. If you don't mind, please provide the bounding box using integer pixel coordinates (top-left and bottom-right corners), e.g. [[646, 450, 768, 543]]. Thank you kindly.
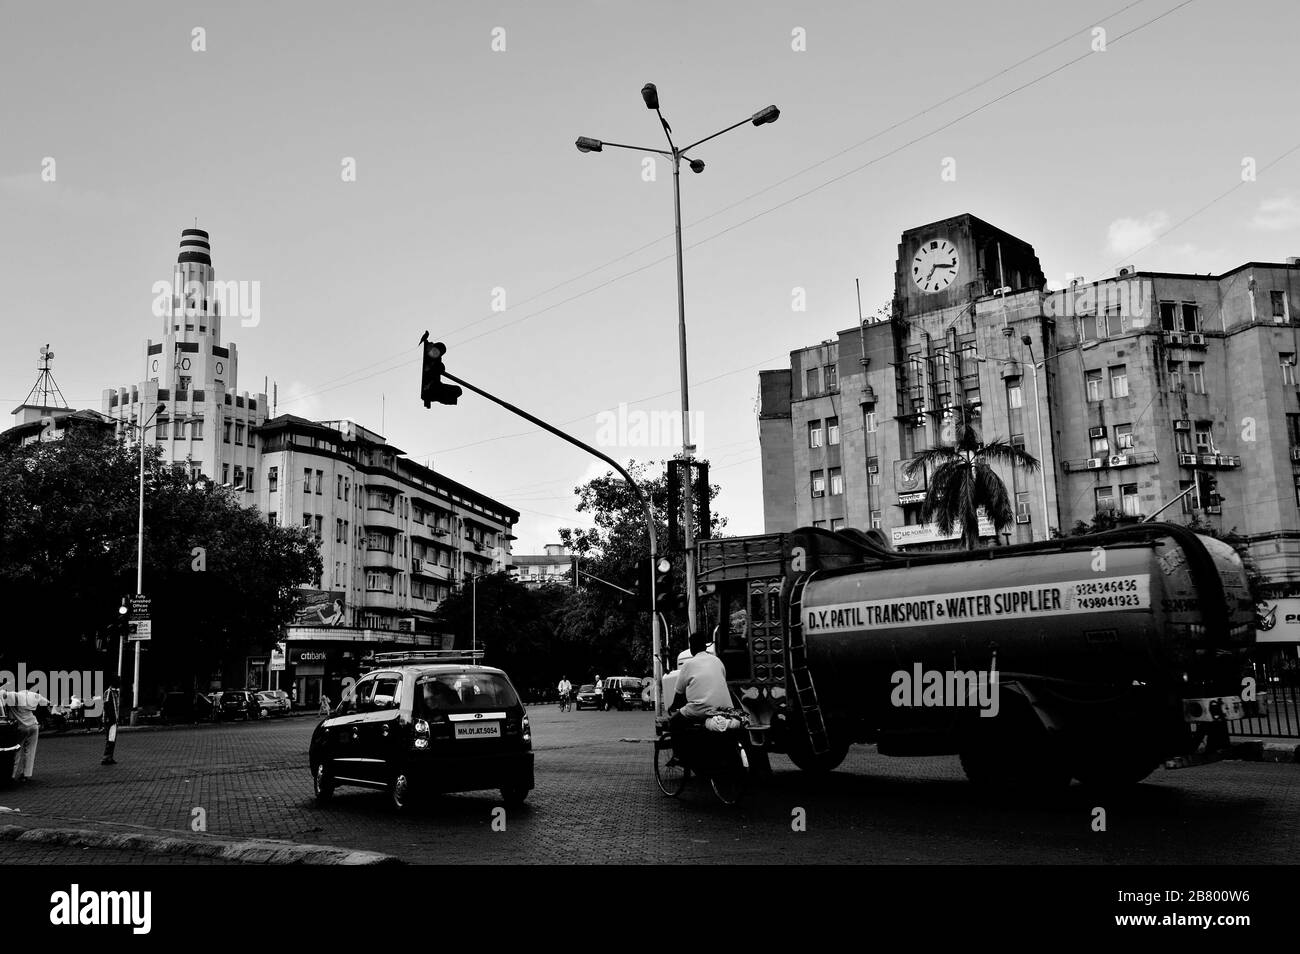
[[1015, 514, 1031, 524], [1178, 453, 1198, 465], [1165, 332, 1183, 345], [1088, 426, 1106, 439], [1085, 458, 1104, 470], [1109, 455, 1129, 467], [1290, 447, 1300, 462], [1116, 266, 1137, 278], [1188, 333, 1206, 346], [1173, 419, 1191, 431]]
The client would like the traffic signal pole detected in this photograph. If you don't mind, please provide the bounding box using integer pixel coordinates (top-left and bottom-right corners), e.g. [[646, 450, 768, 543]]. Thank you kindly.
[[429, 360, 667, 716]]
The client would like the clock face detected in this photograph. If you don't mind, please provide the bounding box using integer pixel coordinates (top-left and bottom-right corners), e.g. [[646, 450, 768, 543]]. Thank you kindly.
[[911, 238, 960, 293]]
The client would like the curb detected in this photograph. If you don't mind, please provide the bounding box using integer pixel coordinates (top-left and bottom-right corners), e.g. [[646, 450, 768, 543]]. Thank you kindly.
[[0, 824, 404, 865], [1227, 740, 1300, 763]]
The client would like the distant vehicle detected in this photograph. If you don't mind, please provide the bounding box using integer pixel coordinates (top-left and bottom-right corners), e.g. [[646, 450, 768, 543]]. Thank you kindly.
[[214, 689, 260, 721], [606, 676, 652, 711], [257, 690, 291, 717], [161, 691, 215, 724], [574, 684, 602, 710], [309, 651, 533, 811]]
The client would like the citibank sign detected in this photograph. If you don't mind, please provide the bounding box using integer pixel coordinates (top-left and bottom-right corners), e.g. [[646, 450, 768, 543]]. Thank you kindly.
[[295, 651, 327, 662]]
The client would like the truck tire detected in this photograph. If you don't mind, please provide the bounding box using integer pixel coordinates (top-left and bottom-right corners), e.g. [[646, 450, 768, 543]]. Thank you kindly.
[[1071, 746, 1162, 789], [786, 737, 850, 773], [958, 702, 1070, 792]]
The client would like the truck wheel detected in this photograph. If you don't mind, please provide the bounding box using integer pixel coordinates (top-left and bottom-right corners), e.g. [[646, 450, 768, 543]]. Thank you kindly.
[[786, 738, 850, 773], [958, 706, 1070, 792], [1072, 747, 1162, 789]]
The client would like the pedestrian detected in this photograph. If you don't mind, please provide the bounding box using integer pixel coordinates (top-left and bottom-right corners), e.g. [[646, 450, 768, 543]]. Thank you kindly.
[[594, 675, 605, 711], [1, 685, 51, 782], [290, 685, 298, 708], [101, 675, 122, 766], [319, 693, 331, 717]]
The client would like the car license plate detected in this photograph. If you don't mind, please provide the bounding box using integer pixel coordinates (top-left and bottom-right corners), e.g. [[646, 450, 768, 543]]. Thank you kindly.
[[455, 721, 501, 739]]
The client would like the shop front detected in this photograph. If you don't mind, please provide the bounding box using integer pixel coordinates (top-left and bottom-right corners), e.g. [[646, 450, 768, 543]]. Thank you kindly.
[[283, 626, 439, 709]]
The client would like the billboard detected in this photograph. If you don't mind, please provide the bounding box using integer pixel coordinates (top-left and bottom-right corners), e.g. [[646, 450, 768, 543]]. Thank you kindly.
[[890, 514, 996, 547], [1255, 598, 1300, 643], [293, 590, 346, 627]]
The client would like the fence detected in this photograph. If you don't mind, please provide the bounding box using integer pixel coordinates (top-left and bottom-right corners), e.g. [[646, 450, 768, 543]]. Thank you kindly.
[[1228, 647, 1300, 738]]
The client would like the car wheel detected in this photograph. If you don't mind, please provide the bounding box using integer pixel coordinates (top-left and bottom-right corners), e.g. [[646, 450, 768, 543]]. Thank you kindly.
[[389, 770, 411, 812], [500, 784, 529, 807], [313, 762, 335, 803], [260, 708, 269, 719]]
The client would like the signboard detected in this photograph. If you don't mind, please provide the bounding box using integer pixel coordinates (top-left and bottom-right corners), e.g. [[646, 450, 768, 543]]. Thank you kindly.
[[894, 459, 925, 495], [127, 619, 152, 641], [293, 590, 346, 627], [890, 515, 996, 547], [1255, 598, 1300, 643], [804, 574, 1152, 635], [128, 596, 151, 621], [270, 649, 286, 672], [897, 492, 927, 505]]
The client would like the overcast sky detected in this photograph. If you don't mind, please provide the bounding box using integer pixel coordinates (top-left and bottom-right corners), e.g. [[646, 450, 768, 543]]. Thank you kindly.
[[3, 0, 1298, 552]]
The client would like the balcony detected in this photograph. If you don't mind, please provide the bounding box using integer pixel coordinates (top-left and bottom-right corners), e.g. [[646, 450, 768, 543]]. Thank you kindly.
[[1063, 450, 1158, 472], [411, 559, 452, 581], [363, 548, 401, 571], [359, 591, 404, 612], [363, 508, 402, 532]]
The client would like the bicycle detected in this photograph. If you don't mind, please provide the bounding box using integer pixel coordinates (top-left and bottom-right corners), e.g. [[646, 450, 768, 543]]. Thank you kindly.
[[558, 691, 572, 712], [654, 708, 751, 807]]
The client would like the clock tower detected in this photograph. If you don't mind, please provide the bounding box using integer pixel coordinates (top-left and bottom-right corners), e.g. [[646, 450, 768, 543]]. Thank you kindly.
[[893, 213, 1045, 318]]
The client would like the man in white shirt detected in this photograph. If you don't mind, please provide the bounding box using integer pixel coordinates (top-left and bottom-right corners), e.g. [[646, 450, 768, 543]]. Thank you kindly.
[[1, 688, 51, 782], [669, 633, 731, 723], [556, 676, 572, 710]]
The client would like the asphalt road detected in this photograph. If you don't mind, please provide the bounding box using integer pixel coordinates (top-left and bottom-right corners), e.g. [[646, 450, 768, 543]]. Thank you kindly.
[[1, 706, 1297, 864]]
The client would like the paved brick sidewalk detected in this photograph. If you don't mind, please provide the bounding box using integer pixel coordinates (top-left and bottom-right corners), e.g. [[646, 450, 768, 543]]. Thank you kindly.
[[2, 706, 1297, 864]]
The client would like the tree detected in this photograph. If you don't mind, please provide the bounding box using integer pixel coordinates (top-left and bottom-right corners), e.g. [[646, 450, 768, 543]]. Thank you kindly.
[[905, 422, 1039, 549], [0, 429, 320, 693]]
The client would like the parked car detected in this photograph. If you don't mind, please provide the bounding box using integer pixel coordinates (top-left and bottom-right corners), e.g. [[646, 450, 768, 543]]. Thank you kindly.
[[161, 691, 215, 724], [214, 689, 260, 721], [309, 652, 534, 811], [575, 684, 602, 710], [256, 690, 291, 717]]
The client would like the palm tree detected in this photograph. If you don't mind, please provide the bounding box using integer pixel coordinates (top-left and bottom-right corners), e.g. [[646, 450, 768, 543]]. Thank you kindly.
[[904, 422, 1040, 549]]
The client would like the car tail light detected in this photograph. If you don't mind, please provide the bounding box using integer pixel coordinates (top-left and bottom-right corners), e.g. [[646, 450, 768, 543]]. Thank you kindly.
[[413, 719, 430, 750], [522, 714, 531, 748]]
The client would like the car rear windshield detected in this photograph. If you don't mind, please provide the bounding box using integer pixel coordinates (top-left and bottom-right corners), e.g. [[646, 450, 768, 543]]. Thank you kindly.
[[578, 685, 595, 693], [617, 679, 642, 690], [415, 673, 519, 714]]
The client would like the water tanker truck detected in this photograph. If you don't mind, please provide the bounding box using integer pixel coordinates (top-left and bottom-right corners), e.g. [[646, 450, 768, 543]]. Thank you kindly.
[[693, 522, 1259, 788]]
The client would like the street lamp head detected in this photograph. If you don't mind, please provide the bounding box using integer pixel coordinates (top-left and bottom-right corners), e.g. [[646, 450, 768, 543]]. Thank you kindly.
[[751, 105, 780, 126], [689, 158, 705, 174], [575, 136, 603, 154], [1020, 334, 1033, 346], [641, 83, 659, 110]]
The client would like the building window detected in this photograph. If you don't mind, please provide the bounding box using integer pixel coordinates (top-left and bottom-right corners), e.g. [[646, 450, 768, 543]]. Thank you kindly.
[[302, 514, 311, 529], [222, 463, 230, 485], [367, 490, 394, 512], [865, 410, 878, 432], [268, 467, 278, 493], [825, 364, 838, 390], [812, 520, 826, 529], [235, 423, 244, 445], [223, 422, 231, 444], [1159, 301, 1178, 331], [811, 471, 826, 498], [1105, 306, 1124, 337], [1090, 433, 1109, 457], [1282, 353, 1297, 386], [1294, 475, 1300, 508], [1272, 290, 1289, 322], [367, 532, 394, 553], [1007, 379, 1023, 409], [1010, 433, 1026, 453], [868, 464, 881, 486], [1287, 413, 1300, 446], [1180, 480, 1197, 514], [268, 513, 278, 527], [344, 478, 349, 502], [336, 519, 344, 543], [366, 572, 394, 593], [1015, 492, 1031, 520], [831, 518, 845, 531], [315, 470, 323, 494], [1188, 362, 1205, 394], [870, 510, 882, 530], [1167, 361, 1182, 392], [337, 474, 344, 499], [191, 419, 203, 440], [1181, 302, 1200, 333], [233, 466, 244, 489], [313, 515, 323, 538], [804, 367, 821, 397], [829, 467, 844, 496], [827, 416, 840, 445], [1194, 423, 1213, 455], [1120, 483, 1140, 517], [303, 468, 312, 493], [1085, 370, 1103, 402], [808, 420, 823, 448], [1095, 486, 1115, 513], [1109, 365, 1128, 398], [1115, 424, 1135, 451], [245, 470, 253, 492]]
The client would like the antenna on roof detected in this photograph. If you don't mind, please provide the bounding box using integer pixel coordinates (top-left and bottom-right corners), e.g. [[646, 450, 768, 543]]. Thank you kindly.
[[22, 344, 69, 411]]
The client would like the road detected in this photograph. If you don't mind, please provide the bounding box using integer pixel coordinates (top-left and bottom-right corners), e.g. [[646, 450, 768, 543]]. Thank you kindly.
[[1, 706, 1297, 864]]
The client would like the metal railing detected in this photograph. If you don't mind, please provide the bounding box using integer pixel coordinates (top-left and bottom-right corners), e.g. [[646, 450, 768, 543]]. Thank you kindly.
[[1228, 648, 1300, 738]]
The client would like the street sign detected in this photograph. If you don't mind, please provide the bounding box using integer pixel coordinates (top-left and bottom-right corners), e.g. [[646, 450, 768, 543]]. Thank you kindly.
[[127, 619, 152, 641], [270, 649, 285, 672], [128, 596, 151, 621]]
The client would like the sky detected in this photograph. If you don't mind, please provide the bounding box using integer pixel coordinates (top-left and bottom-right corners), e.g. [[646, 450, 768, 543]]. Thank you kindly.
[[2, 0, 1299, 552]]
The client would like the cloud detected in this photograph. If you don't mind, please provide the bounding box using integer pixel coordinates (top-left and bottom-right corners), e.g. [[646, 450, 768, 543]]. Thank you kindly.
[[1106, 211, 1170, 256], [1251, 193, 1300, 231]]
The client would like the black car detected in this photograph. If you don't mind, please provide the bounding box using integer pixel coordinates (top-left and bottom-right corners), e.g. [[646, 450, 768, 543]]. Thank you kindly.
[[574, 684, 603, 710], [606, 676, 651, 711], [214, 689, 260, 721], [309, 652, 534, 811]]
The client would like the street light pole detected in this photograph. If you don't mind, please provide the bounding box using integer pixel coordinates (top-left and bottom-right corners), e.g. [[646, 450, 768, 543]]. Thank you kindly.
[[576, 87, 779, 643], [131, 403, 165, 717], [1020, 338, 1052, 537]]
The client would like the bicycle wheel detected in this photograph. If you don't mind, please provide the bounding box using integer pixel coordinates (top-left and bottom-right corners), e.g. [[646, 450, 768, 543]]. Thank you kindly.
[[709, 742, 748, 807], [654, 738, 689, 796]]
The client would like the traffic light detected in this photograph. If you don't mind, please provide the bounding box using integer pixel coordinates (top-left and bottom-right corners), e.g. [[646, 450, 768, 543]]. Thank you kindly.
[[637, 555, 674, 612], [420, 335, 462, 407], [1196, 471, 1224, 509]]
